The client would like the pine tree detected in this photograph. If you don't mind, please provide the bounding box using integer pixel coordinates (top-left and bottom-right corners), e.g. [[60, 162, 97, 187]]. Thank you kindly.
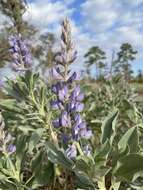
[[84, 46, 106, 79], [114, 43, 137, 82]]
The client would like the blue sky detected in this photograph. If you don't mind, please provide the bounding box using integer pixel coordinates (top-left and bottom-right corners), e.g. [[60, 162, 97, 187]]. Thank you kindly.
[[1, 0, 143, 76]]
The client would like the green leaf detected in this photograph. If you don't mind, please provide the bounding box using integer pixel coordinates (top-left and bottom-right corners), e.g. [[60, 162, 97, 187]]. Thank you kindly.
[[15, 135, 28, 171], [114, 154, 143, 181], [131, 171, 143, 189], [45, 142, 74, 170], [101, 110, 118, 144], [75, 159, 90, 173], [75, 173, 96, 190], [0, 99, 21, 113], [95, 140, 110, 159], [118, 127, 140, 153], [28, 128, 44, 153], [31, 162, 55, 189], [31, 151, 43, 175]]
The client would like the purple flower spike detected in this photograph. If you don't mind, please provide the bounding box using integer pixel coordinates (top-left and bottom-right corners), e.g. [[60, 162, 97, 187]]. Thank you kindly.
[[9, 34, 32, 72], [51, 18, 92, 157], [65, 144, 77, 158]]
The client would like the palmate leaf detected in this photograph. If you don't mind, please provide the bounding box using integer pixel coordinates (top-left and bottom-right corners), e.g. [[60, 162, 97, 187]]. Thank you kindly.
[[113, 154, 143, 181], [101, 110, 118, 144]]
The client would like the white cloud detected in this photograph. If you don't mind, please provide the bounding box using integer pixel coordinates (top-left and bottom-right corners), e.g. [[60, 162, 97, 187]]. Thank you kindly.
[[24, 0, 75, 32], [80, 0, 143, 72], [22, 0, 143, 72], [81, 0, 120, 33], [81, 0, 143, 33]]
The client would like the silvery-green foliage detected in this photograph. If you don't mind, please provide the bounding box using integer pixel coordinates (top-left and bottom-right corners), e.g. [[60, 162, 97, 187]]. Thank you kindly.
[[0, 71, 56, 189]]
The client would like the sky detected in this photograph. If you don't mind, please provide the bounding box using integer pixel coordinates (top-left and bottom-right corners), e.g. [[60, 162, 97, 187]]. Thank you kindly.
[[1, 0, 143, 77]]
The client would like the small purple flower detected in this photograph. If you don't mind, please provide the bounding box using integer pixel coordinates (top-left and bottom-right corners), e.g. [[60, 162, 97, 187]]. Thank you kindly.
[[75, 102, 84, 112], [52, 119, 61, 128], [68, 102, 84, 112], [51, 100, 63, 110], [52, 83, 62, 94], [73, 121, 86, 136], [61, 111, 71, 127], [62, 134, 71, 143], [54, 52, 66, 65], [71, 85, 80, 98], [51, 67, 63, 80], [80, 129, 92, 139], [68, 101, 75, 111], [58, 86, 68, 101], [7, 144, 16, 154], [65, 144, 77, 158], [68, 71, 81, 83], [69, 51, 77, 63], [71, 85, 84, 101], [74, 114, 82, 125]]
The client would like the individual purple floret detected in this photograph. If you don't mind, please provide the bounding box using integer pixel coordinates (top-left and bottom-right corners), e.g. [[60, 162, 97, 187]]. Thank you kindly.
[[51, 18, 92, 159], [65, 144, 77, 158], [7, 144, 16, 154], [9, 34, 32, 71]]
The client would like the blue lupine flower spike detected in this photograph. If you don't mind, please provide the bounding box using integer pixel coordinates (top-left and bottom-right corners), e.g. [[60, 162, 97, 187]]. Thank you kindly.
[[51, 18, 92, 159]]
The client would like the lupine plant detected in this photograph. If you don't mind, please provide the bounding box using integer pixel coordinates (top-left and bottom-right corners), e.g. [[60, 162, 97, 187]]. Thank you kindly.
[[0, 18, 143, 190]]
